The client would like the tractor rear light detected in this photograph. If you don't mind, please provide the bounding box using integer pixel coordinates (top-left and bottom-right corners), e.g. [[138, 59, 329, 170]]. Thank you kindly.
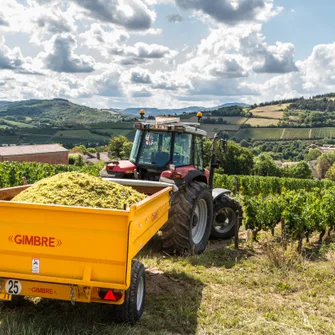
[[98, 288, 123, 301], [126, 170, 134, 174], [106, 165, 114, 171]]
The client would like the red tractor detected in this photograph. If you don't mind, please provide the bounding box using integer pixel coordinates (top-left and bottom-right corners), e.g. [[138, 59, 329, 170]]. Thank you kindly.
[[101, 116, 242, 254]]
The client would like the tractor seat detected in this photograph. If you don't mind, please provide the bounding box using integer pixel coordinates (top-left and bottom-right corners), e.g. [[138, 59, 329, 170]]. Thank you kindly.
[[152, 151, 170, 166]]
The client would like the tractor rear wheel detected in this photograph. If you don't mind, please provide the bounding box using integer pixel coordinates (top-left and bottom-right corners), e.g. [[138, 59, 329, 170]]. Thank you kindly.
[[162, 181, 213, 254], [211, 195, 242, 239]]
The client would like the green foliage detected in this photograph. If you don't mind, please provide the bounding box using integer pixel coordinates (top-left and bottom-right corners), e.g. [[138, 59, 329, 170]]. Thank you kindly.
[[253, 153, 281, 177], [68, 154, 85, 166], [221, 140, 254, 175], [0, 162, 101, 188], [214, 174, 333, 196], [216, 173, 335, 248], [108, 135, 130, 159], [305, 148, 322, 161], [316, 152, 335, 178], [325, 162, 335, 181], [282, 161, 313, 179]]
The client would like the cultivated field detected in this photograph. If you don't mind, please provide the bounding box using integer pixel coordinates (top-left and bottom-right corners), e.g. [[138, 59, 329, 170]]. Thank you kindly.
[[235, 128, 284, 140], [245, 118, 279, 127], [282, 128, 311, 139], [250, 104, 290, 113], [251, 111, 284, 119], [0, 236, 334, 335], [235, 127, 335, 141], [188, 116, 248, 124]]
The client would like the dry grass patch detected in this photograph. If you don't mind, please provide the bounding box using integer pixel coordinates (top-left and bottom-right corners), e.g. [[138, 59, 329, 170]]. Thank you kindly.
[[245, 118, 279, 127]]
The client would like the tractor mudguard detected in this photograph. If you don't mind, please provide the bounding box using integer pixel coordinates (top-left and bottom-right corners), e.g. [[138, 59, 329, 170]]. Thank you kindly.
[[212, 188, 232, 202], [184, 170, 207, 185]]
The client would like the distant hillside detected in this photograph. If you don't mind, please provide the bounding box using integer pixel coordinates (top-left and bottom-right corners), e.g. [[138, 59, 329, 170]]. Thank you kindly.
[[117, 103, 250, 116], [0, 99, 119, 126]]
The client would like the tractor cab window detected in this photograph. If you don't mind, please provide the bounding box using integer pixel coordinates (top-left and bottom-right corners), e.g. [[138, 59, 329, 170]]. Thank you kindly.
[[194, 136, 204, 170], [138, 131, 172, 166], [173, 133, 192, 166], [130, 130, 141, 163]]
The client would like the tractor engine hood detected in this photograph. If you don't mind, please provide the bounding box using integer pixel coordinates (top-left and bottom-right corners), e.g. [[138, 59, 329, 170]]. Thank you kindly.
[[106, 160, 136, 174]]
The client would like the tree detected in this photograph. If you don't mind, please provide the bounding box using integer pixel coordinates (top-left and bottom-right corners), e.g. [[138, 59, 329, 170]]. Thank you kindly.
[[284, 161, 313, 179], [121, 141, 133, 159], [221, 141, 254, 175], [253, 153, 281, 177], [325, 162, 335, 181], [239, 139, 250, 148], [108, 135, 129, 159], [305, 148, 322, 161], [316, 152, 335, 179]]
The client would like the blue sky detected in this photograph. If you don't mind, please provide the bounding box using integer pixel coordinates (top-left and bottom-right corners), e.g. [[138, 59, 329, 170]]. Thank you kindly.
[[0, 0, 334, 109]]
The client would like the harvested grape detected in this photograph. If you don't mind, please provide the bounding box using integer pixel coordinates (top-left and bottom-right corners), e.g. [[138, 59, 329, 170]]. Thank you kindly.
[[12, 172, 146, 210]]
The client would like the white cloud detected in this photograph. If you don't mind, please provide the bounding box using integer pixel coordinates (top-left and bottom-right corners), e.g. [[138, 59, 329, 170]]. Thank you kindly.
[[41, 34, 95, 73], [175, 0, 282, 25], [71, 0, 156, 31], [0, 36, 24, 70]]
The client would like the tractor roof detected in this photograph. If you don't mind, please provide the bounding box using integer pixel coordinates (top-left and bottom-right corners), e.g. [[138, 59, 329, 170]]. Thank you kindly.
[[134, 117, 207, 136]]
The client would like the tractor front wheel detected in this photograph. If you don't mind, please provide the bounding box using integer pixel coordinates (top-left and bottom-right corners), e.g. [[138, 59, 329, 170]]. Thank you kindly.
[[211, 195, 242, 239], [162, 181, 213, 254]]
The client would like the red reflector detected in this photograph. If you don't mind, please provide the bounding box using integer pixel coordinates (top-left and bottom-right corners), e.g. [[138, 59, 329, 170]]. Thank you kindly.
[[104, 289, 116, 301]]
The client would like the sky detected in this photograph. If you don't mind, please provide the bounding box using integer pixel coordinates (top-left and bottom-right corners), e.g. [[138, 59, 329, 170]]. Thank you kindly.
[[0, 0, 335, 110]]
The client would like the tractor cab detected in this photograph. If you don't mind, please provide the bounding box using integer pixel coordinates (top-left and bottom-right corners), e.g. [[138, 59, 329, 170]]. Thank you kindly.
[[129, 118, 207, 181]]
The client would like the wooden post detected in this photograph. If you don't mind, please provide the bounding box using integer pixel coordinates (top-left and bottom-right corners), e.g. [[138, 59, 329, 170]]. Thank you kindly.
[[22, 176, 27, 185], [234, 210, 239, 249], [281, 217, 287, 250]]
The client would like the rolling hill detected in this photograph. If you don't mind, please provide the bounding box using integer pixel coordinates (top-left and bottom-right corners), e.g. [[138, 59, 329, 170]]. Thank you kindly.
[[0, 99, 120, 126], [117, 103, 250, 116]]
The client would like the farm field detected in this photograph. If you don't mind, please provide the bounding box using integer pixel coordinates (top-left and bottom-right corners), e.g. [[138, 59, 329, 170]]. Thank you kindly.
[[245, 118, 279, 127], [311, 127, 335, 138], [0, 237, 334, 335], [235, 128, 283, 140], [189, 116, 247, 124], [252, 111, 284, 119], [250, 104, 290, 113], [55, 130, 108, 141], [282, 128, 311, 139], [200, 124, 240, 137]]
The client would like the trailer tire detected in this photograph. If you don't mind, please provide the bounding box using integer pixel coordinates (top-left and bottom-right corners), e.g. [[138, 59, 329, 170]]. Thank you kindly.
[[162, 181, 213, 255], [113, 260, 146, 324], [2, 295, 25, 309], [211, 195, 242, 239]]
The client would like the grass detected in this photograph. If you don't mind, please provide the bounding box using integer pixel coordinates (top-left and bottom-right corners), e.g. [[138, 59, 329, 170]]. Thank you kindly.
[[0, 235, 334, 335]]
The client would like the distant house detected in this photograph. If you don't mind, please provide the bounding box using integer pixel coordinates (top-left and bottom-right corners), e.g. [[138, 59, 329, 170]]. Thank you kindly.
[[0, 144, 69, 165]]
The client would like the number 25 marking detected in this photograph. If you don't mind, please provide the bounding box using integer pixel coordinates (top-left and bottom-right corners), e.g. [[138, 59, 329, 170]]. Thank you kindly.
[[5, 280, 22, 295]]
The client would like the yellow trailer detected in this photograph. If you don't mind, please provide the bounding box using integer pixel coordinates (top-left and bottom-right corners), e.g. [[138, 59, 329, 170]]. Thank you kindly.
[[0, 181, 172, 324]]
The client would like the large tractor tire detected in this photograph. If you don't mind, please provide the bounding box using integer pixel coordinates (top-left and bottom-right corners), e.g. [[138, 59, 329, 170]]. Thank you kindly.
[[211, 195, 242, 239], [162, 181, 213, 254]]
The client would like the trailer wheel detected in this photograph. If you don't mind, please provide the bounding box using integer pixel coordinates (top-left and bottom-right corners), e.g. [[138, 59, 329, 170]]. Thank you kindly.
[[2, 295, 25, 309], [162, 181, 213, 254], [211, 195, 242, 239], [113, 260, 146, 324]]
